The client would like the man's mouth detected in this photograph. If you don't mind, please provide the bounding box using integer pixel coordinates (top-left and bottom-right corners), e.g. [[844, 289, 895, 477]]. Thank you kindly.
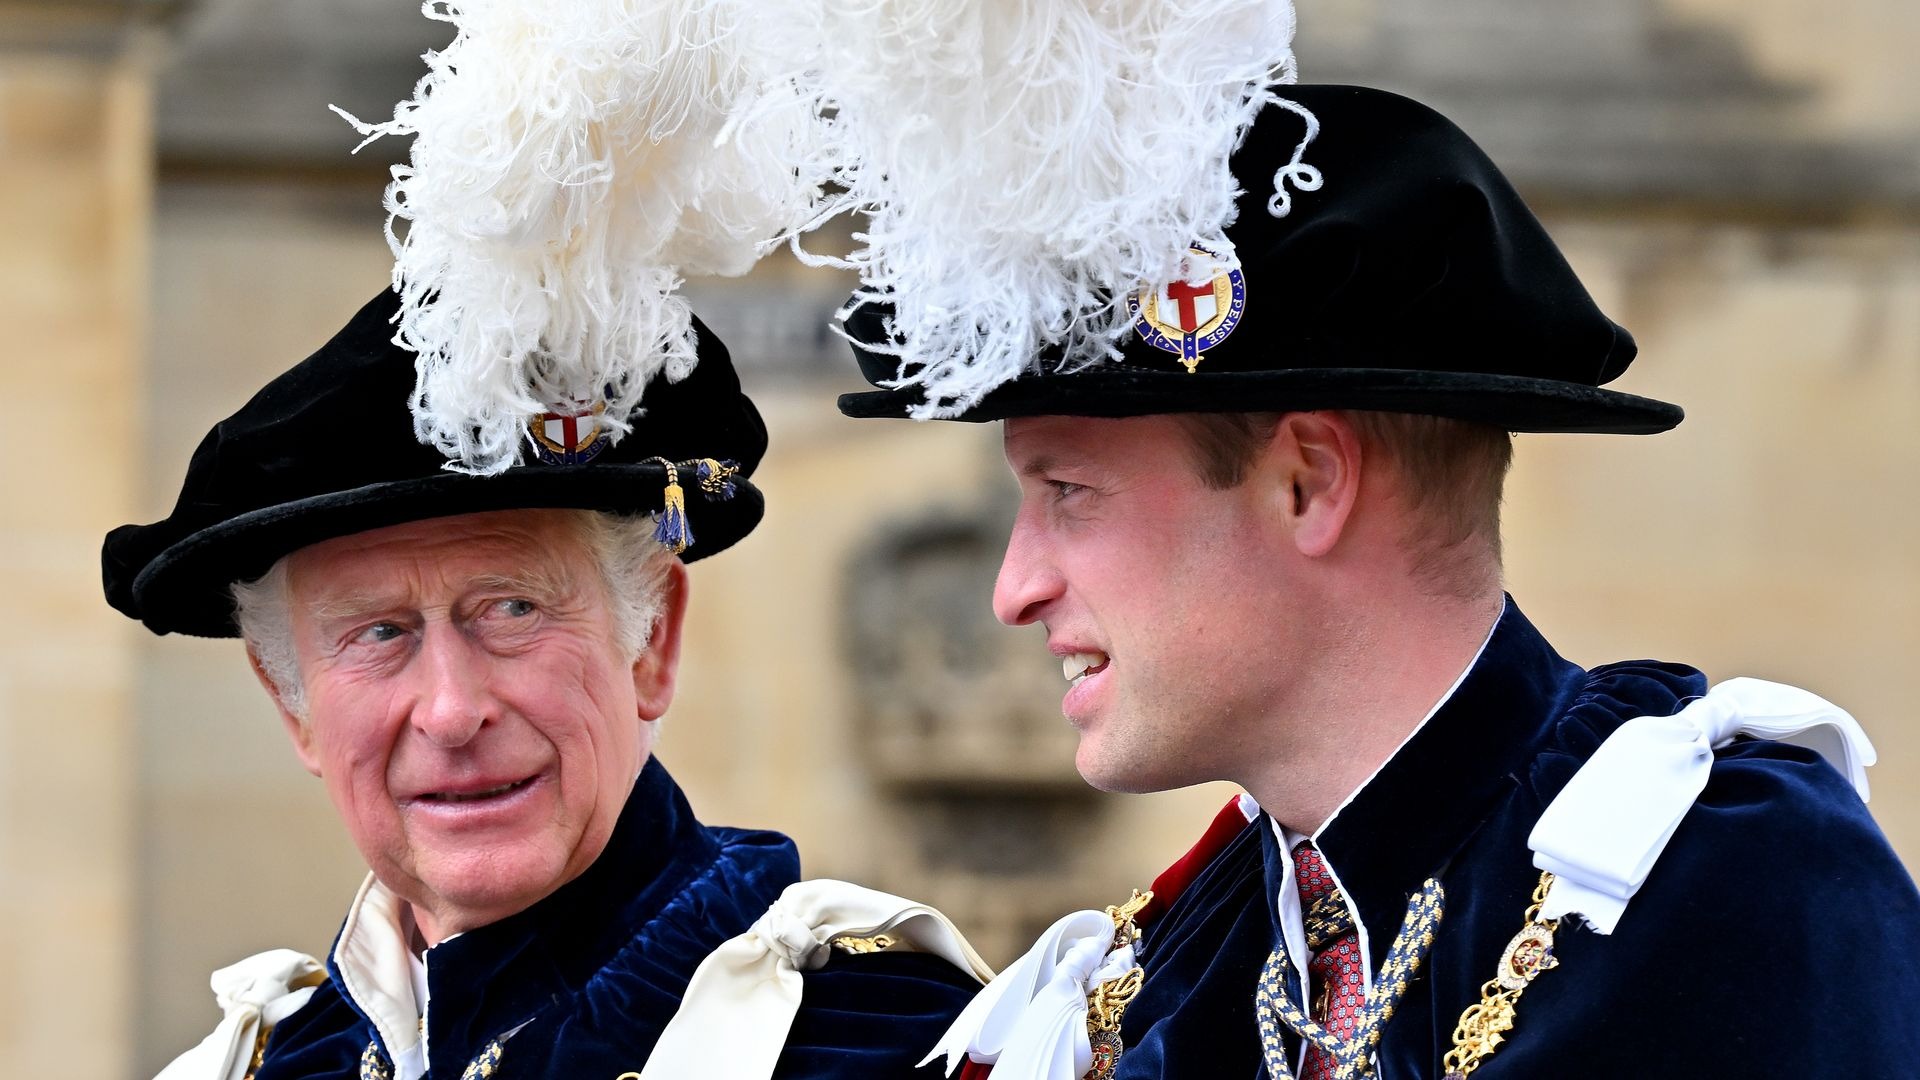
[[1063, 651, 1110, 685], [417, 777, 536, 803]]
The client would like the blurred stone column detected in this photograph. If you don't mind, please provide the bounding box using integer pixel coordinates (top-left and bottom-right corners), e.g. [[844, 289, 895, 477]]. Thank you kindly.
[[0, 4, 155, 1076]]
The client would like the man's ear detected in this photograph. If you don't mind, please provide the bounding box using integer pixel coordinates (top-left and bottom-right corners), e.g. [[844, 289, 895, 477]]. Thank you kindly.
[[248, 648, 323, 777], [632, 560, 690, 722], [1271, 411, 1364, 558]]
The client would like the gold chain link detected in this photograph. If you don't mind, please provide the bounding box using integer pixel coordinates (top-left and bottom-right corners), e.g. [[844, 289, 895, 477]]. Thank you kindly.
[[1441, 872, 1561, 1078]]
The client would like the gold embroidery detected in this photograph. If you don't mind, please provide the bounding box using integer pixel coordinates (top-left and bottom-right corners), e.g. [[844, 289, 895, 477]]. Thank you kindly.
[[1442, 872, 1562, 1079]]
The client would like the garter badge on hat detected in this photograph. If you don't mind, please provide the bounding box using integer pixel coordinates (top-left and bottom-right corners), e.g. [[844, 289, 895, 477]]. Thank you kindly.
[[530, 403, 610, 465], [1126, 244, 1247, 374]]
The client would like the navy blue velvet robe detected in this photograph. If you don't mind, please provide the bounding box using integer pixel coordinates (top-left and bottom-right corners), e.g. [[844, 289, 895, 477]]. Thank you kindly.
[[255, 760, 975, 1078], [1114, 602, 1920, 1078]]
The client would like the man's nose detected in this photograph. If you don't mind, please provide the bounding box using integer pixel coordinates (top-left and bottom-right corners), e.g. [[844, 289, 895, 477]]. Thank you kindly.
[[411, 626, 495, 748], [992, 507, 1063, 627]]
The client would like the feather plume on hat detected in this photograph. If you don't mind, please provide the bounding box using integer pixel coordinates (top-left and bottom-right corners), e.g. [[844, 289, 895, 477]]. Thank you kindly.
[[333, 0, 834, 474], [749, 0, 1316, 418]]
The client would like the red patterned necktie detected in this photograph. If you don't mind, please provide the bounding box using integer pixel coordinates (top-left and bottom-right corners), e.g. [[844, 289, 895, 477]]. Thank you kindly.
[[1294, 842, 1364, 1080]]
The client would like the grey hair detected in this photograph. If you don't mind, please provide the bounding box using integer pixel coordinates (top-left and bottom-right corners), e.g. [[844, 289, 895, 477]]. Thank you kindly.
[[233, 510, 677, 722]]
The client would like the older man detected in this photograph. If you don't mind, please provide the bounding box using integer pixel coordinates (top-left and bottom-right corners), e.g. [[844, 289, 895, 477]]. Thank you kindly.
[[837, 85, 1920, 1077], [108, 291, 980, 1079]]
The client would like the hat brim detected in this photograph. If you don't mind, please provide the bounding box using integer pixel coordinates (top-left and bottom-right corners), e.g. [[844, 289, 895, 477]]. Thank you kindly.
[[838, 366, 1682, 433], [127, 463, 762, 639]]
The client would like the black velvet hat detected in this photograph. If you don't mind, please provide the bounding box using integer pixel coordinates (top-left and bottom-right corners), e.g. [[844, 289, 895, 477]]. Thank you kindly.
[[103, 289, 767, 638], [838, 84, 1682, 432]]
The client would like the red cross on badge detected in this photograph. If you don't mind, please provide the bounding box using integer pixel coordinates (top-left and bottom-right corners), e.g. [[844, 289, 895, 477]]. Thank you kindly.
[[1163, 277, 1215, 333], [528, 403, 609, 465], [1126, 243, 1248, 373]]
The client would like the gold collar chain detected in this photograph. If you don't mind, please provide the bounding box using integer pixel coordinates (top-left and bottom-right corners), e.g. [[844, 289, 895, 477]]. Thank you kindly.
[[1442, 871, 1563, 1078], [1085, 889, 1153, 1080]]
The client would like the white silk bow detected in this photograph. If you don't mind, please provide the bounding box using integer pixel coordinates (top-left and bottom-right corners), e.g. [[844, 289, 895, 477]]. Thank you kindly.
[[922, 909, 1138, 1080], [639, 879, 992, 1080], [153, 949, 327, 1080], [1529, 677, 1875, 934]]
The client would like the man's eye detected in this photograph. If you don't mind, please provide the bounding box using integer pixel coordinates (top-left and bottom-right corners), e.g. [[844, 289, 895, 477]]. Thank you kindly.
[[1046, 479, 1088, 501], [357, 622, 405, 644], [496, 598, 537, 618]]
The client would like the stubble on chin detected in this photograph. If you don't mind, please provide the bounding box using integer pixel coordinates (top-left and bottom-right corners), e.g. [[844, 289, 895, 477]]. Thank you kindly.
[[1073, 716, 1196, 795]]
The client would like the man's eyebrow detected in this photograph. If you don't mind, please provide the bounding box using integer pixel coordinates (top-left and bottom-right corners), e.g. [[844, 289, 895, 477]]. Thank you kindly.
[[305, 568, 578, 622], [307, 590, 406, 623], [465, 569, 576, 600], [1019, 453, 1065, 477]]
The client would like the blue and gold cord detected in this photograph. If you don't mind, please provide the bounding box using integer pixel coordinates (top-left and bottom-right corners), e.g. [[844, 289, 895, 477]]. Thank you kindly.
[[1254, 878, 1446, 1079]]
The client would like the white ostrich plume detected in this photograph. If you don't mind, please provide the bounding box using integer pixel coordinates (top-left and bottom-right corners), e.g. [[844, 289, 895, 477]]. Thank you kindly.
[[333, 0, 834, 474], [749, 0, 1306, 418]]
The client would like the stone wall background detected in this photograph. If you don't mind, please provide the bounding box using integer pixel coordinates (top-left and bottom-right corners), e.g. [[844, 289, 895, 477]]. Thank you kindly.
[[0, 11, 151, 1074], [1, 2, 1915, 1075]]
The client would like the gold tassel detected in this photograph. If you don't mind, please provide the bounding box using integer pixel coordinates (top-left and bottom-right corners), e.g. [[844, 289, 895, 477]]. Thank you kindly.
[[650, 459, 692, 554]]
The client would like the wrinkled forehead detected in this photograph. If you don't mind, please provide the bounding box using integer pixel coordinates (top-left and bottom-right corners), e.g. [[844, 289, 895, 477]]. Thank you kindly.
[[284, 509, 591, 609]]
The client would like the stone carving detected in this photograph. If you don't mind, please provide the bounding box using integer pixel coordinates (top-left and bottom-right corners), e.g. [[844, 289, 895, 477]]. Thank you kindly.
[[843, 506, 1085, 793]]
